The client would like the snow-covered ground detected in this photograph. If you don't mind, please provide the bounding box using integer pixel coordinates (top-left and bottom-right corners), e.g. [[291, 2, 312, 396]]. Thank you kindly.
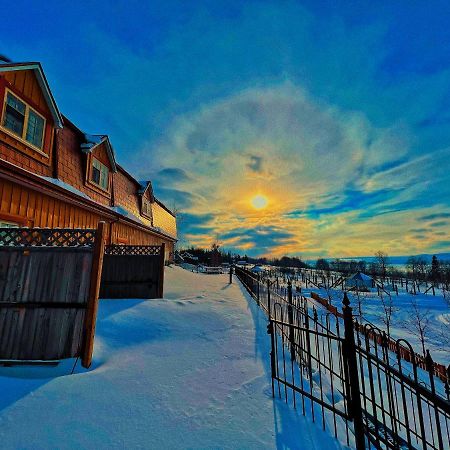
[[0, 266, 345, 449], [303, 285, 450, 365]]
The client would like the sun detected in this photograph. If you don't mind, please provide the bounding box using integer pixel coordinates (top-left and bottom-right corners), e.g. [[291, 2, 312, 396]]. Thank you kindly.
[[251, 194, 269, 210]]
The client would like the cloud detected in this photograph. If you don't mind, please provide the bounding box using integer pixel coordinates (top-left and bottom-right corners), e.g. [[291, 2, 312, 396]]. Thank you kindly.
[[221, 226, 297, 255], [429, 221, 449, 228], [13, 0, 446, 257], [179, 212, 216, 235], [134, 79, 450, 256], [154, 187, 201, 210], [419, 213, 450, 221], [246, 155, 264, 173], [156, 168, 192, 183]]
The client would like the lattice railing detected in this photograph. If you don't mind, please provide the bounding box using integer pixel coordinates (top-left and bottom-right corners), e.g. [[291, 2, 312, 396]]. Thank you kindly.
[[104, 244, 162, 256], [0, 228, 97, 247]]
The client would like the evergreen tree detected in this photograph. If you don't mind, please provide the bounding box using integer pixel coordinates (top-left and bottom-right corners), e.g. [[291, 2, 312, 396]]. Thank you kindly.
[[430, 255, 440, 283]]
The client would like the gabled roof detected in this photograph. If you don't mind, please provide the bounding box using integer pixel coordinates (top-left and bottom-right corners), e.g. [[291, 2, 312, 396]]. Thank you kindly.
[[81, 134, 117, 172], [0, 62, 63, 128], [348, 271, 372, 282], [137, 180, 154, 199]]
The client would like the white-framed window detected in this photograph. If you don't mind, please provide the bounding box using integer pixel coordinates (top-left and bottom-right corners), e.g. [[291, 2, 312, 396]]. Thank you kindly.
[[1, 89, 46, 150], [91, 157, 109, 191]]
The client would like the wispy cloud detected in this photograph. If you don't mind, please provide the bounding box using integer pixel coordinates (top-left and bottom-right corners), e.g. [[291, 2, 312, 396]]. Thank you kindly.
[[4, 1, 449, 257]]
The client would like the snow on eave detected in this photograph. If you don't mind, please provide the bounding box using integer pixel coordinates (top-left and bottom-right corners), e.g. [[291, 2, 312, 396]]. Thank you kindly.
[[40, 176, 93, 200], [0, 62, 63, 128], [38, 175, 176, 240]]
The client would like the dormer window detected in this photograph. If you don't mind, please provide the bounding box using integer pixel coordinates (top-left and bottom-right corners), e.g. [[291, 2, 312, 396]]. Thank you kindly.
[[91, 157, 109, 191], [142, 197, 152, 218], [1, 90, 45, 150]]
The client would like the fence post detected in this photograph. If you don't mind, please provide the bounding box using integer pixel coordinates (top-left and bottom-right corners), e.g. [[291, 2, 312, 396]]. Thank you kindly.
[[445, 365, 450, 401], [287, 281, 295, 361], [267, 279, 271, 318], [229, 265, 233, 284], [425, 351, 444, 450], [303, 305, 313, 380], [267, 319, 276, 397], [342, 292, 366, 450], [256, 273, 260, 305], [82, 221, 106, 369]]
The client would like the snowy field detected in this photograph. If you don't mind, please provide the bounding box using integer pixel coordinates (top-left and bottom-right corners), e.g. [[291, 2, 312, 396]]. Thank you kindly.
[[304, 285, 450, 365], [259, 267, 449, 365], [0, 266, 345, 449]]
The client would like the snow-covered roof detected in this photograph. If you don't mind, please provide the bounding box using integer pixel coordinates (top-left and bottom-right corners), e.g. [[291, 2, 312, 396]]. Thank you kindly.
[[348, 272, 372, 282], [81, 134, 117, 172], [137, 180, 154, 199], [251, 265, 264, 273], [41, 177, 92, 200], [0, 62, 63, 128]]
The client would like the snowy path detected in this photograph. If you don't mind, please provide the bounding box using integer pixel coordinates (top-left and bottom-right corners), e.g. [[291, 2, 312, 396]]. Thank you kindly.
[[0, 266, 345, 449]]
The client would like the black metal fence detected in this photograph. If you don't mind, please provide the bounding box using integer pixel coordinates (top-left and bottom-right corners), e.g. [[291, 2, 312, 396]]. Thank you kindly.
[[234, 266, 450, 450]]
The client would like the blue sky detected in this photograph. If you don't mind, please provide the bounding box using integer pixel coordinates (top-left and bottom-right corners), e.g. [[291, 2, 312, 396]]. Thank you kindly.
[[3, 0, 450, 257]]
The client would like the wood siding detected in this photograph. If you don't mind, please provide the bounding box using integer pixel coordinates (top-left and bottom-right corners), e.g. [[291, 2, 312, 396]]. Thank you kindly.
[[0, 177, 175, 258], [0, 66, 177, 256], [152, 201, 177, 239]]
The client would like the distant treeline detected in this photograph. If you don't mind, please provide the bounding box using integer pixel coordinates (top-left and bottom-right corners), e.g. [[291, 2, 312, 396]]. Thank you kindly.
[[178, 246, 309, 268], [178, 246, 450, 285]]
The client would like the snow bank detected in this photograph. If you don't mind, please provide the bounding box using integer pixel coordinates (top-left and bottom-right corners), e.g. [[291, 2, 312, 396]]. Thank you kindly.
[[0, 267, 345, 449]]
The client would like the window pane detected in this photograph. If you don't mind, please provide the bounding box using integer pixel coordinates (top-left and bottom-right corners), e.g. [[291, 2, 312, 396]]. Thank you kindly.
[[6, 93, 25, 114], [92, 165, 101, 184], [26, 110, 45, 148], [100, 165, 109, 189], [3, 93, 25, 136], [91, 158, 108, 189]]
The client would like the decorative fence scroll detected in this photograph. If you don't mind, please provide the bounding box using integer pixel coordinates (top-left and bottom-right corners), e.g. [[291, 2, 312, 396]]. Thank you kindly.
[[100, 243, 165, 299], [0, 223, 106, 368]]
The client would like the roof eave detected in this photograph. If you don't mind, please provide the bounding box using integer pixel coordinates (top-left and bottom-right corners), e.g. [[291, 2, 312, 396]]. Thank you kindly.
[[0, 62, 63, 128]]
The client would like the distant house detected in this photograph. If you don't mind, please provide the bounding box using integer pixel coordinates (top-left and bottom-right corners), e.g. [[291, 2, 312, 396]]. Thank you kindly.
[[345, 272, 373, 290], [0, 59, 176, 260]]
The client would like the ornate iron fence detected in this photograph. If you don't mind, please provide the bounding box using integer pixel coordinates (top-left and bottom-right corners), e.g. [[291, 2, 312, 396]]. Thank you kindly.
[[234, 266, 450, 450]]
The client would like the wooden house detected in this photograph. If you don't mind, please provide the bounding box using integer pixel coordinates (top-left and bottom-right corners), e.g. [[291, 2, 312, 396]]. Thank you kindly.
[[0, 60, 176, 260]]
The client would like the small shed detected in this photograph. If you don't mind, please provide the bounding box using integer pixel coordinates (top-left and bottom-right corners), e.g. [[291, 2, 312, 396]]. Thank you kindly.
[[251, 265, 264, 274], [345, 272, 373, 289]]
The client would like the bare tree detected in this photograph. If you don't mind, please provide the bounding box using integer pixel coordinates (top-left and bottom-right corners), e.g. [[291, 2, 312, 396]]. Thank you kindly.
[[406, 256, 419, 283], [441, 261, 450, 303], [438, 322, 450, 354], [375, 250, 389, 283], [404, 298, 431, 357], [416, 258, 429, 284], [379, 291, 398, 337], [354, 288, 368, 320]]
